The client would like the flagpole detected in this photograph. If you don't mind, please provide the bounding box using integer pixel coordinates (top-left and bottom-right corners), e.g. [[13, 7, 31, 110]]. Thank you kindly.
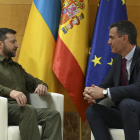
[[80, 118, 82, 140]]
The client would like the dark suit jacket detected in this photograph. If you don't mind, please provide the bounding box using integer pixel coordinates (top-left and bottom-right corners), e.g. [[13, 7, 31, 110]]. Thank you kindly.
[[99, 46, 140, 107]]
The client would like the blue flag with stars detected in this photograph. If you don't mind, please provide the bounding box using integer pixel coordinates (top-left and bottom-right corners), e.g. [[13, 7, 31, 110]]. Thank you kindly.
[[85, 0, 128, 86]]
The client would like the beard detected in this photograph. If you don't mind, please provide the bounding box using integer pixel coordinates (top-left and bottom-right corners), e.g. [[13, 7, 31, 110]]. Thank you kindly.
[[3, 43, 16, 58]]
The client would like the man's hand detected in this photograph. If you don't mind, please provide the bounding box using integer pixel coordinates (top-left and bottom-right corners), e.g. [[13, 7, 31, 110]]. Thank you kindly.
[[83, 85, 96, 104], [34, 84, 48, 97], [10, 90, 27, 106], [83, 84, 104, 103], [85, 85, 104, 99], [83, 92, 96, 104]]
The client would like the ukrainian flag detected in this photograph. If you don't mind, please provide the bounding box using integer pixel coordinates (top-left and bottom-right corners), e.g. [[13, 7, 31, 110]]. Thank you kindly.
[[18, 0, 61, 92]]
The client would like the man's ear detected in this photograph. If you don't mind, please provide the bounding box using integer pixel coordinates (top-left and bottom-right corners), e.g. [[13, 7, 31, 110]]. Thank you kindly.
[[122, 35, 128, 43]]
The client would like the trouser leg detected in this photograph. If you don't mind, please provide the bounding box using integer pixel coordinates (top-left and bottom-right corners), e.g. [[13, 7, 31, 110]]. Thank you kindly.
[[36, 108, 62, 140], [8, 103, 41, 140], [86, 103, 123, 140], [119, 99, 140, 140]]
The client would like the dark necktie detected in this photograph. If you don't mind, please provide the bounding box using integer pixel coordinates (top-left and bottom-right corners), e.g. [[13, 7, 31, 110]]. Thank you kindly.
[[122, 58, 127, 86]]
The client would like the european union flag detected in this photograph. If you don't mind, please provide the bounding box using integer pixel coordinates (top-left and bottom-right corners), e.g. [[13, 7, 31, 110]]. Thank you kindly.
[[85, 0, 127, 86]]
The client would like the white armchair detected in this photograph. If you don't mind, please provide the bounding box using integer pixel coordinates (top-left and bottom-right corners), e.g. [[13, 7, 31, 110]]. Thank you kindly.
[[91, 98, 140, 140], [0, 92, 64, 140]]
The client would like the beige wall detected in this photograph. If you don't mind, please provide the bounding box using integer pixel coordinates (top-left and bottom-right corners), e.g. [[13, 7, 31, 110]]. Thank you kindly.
[[0, 0, 32, 62], [0, 0, 140, 112]]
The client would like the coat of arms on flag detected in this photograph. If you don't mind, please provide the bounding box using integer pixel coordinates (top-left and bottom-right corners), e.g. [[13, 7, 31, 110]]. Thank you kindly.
[[60, 0, 85, 34]]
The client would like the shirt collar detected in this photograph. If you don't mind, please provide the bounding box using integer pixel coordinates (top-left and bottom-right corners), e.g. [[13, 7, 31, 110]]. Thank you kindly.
[[0, 54, 13, 63], [125, 45, 136, 61]]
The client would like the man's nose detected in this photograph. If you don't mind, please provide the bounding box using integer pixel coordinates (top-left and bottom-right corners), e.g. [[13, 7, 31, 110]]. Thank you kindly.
[[15, 43, 19, 48], [108, 39, 111, 44]]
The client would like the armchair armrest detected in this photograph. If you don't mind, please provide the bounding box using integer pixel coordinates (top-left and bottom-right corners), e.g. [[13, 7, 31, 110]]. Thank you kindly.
[[0, 96, 8, 140], [29, 92, 64, 137]]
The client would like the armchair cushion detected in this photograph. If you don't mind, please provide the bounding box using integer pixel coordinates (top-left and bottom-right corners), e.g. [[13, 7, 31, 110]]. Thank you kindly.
[[8, 126, 42, 140]]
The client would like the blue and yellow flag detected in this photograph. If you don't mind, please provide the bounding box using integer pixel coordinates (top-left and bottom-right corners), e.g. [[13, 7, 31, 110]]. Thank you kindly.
[[85, 0, 128, 86], [18, 0, 61, 91]]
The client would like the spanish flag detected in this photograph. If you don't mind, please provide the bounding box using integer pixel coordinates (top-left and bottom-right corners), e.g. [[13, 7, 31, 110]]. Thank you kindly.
[[18, 0, 61, 92], [53, 0, 89, 122]]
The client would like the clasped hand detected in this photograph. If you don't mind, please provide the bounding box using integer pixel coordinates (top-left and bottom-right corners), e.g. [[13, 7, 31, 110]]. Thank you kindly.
[[83, 84, 104, 104]]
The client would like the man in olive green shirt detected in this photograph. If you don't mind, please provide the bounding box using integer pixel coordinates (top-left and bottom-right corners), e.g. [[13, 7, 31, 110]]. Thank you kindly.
[[0, 28, 62, 140]]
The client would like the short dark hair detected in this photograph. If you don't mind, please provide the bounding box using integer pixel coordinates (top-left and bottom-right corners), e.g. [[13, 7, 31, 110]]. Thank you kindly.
[[0, 28, 16, 42], [109, 20, 137, 45]]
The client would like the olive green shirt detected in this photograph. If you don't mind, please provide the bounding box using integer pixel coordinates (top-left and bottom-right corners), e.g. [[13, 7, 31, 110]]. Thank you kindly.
[[0, 54, 48, 103]]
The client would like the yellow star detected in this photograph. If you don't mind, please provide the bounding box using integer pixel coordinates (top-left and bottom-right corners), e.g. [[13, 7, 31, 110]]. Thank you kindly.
[[121, 0, 126, 5], [92, 55, 102, 67], [89, 47, 91, 54], [98, 0, 100, 6], [107, 58, 113, 65]]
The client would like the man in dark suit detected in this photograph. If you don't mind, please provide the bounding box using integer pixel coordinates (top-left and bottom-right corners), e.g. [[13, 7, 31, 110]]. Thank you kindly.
[[83, 20, 140, 140]]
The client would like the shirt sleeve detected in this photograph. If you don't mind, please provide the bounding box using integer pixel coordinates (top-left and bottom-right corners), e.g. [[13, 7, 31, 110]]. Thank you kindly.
[[107, 88, 112, 98], [0, 85, 13, 97], [22, 68, 49, 92]]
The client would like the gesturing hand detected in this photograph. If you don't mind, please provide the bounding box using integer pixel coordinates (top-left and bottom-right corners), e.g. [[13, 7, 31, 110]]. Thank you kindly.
[[10, 90, 27, 106], [34, 84, 48, 97]]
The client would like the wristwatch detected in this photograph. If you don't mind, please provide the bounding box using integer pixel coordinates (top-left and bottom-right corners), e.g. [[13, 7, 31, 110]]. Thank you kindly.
[[103, 89, 108, 97]]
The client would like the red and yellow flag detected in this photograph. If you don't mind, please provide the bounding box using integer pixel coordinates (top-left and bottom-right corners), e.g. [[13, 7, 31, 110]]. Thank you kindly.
[[53, 0, 89, 122]]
